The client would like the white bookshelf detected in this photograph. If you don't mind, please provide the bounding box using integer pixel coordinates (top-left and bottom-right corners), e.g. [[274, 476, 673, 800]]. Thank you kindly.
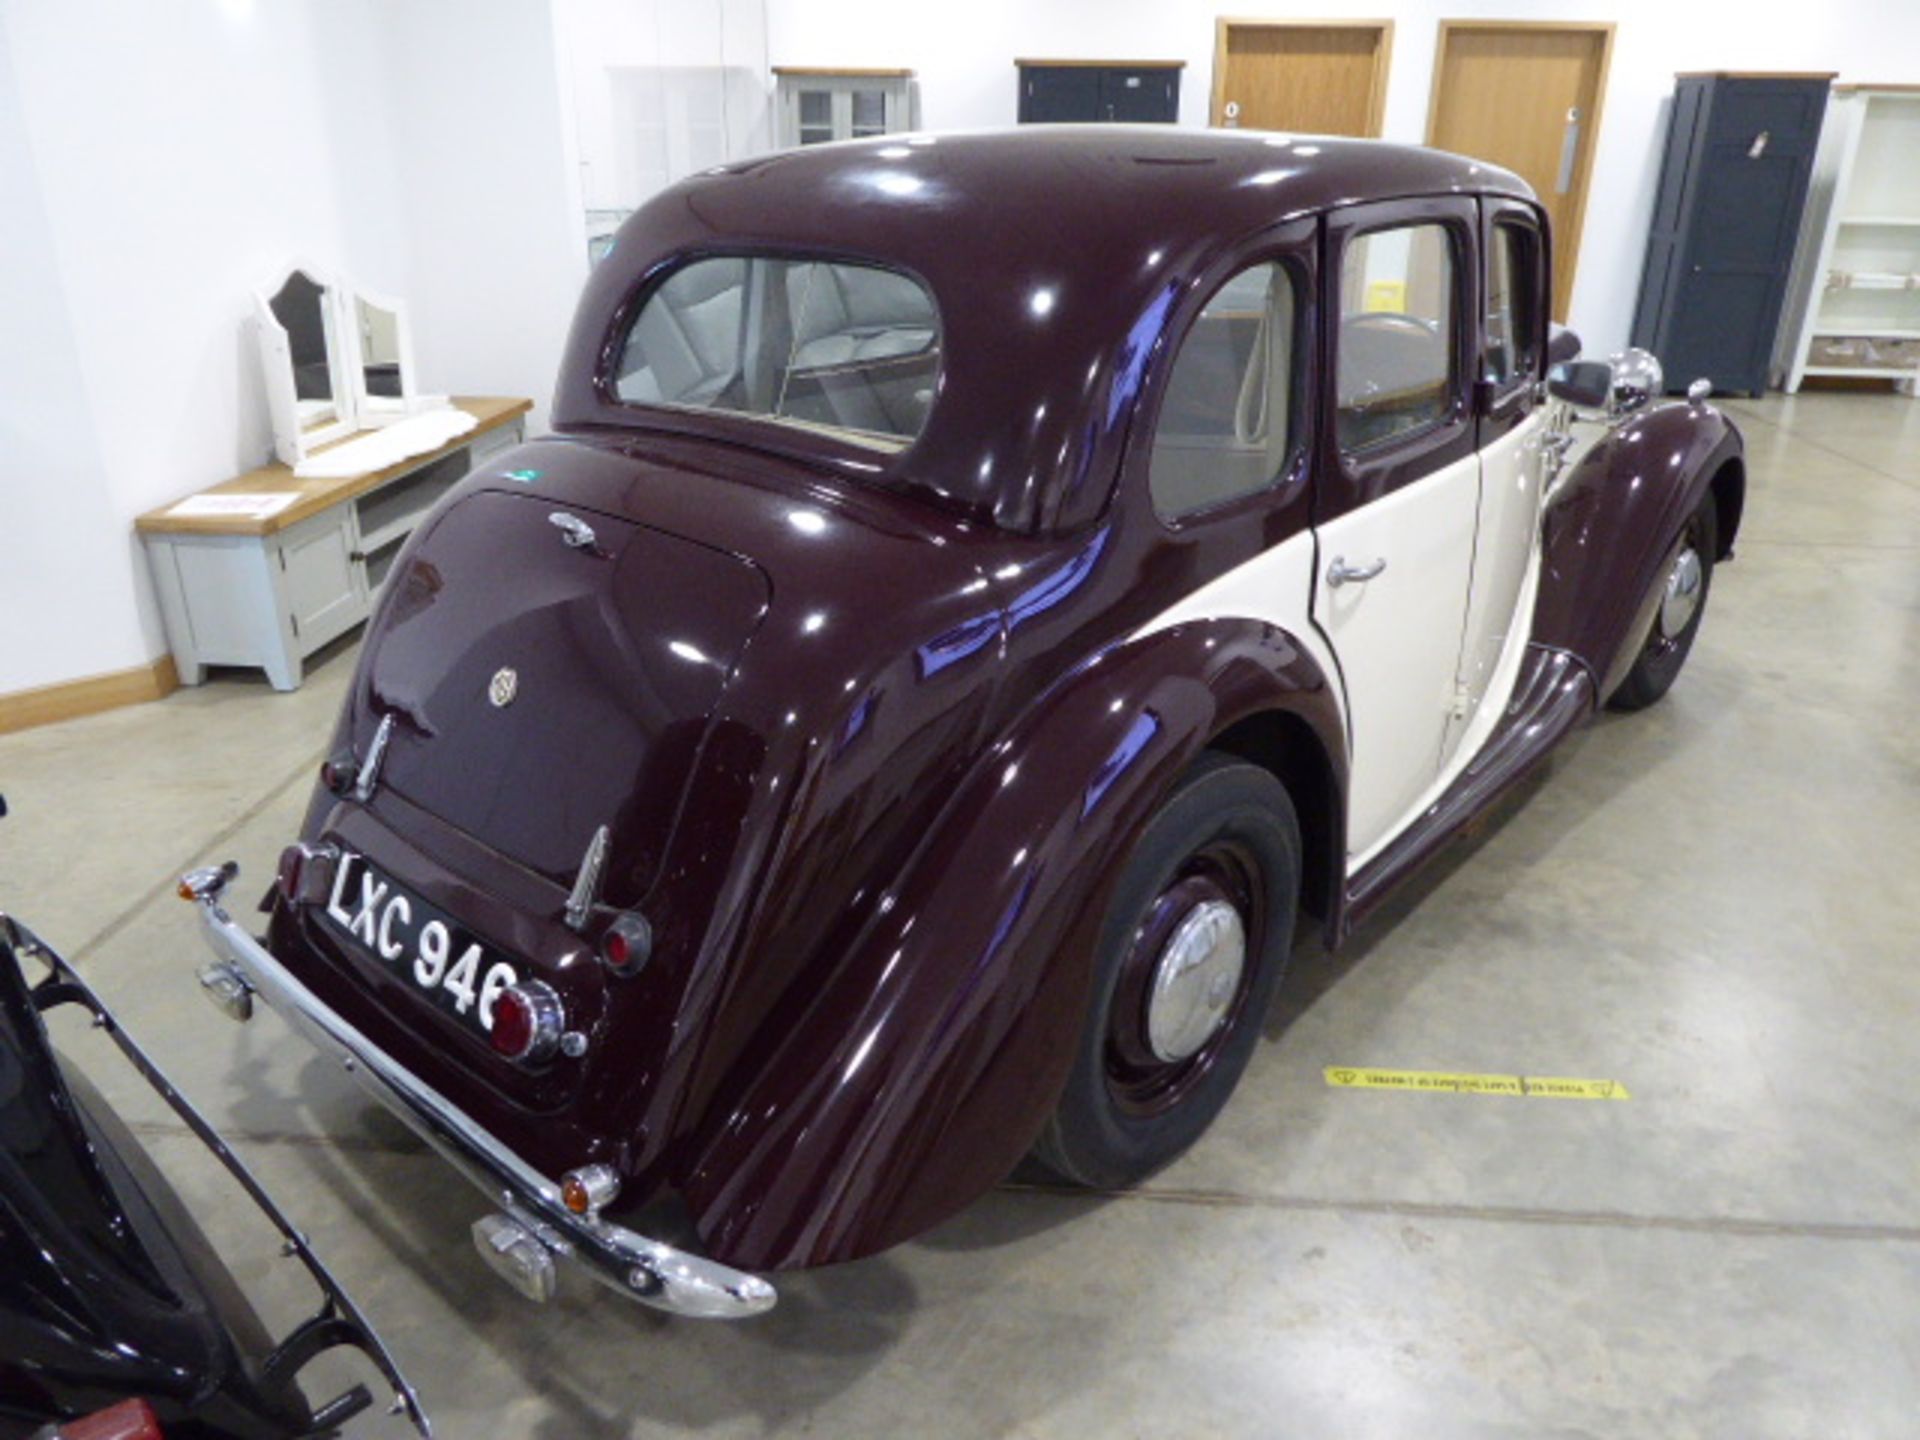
[[1776, 86, 1920, 397]]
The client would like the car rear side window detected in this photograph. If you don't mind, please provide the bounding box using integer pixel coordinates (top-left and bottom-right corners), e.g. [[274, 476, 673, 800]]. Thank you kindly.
[[613, 256, 941, 450], [1149, 261, 1300, 520], [1335, 223, 1456, 451]]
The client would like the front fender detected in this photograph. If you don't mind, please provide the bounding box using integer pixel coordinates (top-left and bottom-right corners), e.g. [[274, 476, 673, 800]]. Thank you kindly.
[[681, 617, 1343, 1270], [1533, 400, 1742, 688]]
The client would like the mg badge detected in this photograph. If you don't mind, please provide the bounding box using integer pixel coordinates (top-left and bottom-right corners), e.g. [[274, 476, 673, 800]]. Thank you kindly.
[[488, 667, 519, 708]]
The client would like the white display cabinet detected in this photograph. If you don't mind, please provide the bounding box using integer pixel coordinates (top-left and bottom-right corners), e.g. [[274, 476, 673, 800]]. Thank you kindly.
[[1776, 85, 1920, 396], [773, 69, 916, 148]]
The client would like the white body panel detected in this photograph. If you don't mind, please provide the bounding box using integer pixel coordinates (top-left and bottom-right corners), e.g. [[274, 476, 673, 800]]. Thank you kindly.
[[1122, 429, 1568, 885], [1448, 408, 1549, 754], [1128, 529, 1343, 733], [1311, 453, 1479, 859], [1352, 540, 1541, 872]]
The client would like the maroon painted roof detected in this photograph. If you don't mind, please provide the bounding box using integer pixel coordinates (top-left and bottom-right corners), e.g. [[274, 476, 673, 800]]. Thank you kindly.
[[552, 127, 1535, 531]]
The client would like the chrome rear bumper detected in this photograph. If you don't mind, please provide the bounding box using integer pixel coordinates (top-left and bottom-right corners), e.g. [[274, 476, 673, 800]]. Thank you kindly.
[[184, 866, 776, 1319]]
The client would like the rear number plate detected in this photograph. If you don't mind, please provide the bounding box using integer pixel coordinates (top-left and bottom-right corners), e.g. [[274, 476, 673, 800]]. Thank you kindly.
[[320, 852, 520, 1040]]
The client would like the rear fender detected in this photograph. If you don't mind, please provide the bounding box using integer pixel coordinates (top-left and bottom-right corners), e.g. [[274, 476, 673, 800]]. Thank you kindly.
[[1533, 401, 1742, 688], [682, 618, 1344, 1270]]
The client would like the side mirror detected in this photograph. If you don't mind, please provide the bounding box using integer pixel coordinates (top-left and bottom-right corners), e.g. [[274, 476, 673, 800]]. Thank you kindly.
[[1548, 359, 1612, 410], [1548, 348, 1666, 420], [1547, 324, 1582, 369]]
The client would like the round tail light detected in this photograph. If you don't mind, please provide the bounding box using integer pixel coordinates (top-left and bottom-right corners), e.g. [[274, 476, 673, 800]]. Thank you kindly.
[[600, 912, 653, 974], [489, 980, 565, 1065], [320, 752, 357, 795]]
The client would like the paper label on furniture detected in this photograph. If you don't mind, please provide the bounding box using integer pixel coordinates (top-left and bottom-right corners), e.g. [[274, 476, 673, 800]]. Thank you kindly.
[[1324, 1066, 1630, 1100], [166, 493, 298, 519]]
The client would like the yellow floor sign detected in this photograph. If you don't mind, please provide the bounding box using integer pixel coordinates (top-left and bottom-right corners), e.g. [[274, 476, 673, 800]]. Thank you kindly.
[[1324, 1067, 1630, 1100]]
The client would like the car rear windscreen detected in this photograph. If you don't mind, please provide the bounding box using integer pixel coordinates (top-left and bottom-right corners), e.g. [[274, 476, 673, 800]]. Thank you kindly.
[[612, 256, 941, 451]]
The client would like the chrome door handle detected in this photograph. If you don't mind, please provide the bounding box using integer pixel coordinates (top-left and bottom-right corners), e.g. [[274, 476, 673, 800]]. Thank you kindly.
[[549, 511, 598, 550], [1326, 555, 1387, 588]]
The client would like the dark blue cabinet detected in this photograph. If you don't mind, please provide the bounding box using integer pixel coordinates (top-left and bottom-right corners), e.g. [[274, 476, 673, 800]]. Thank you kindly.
[[1017, 61, 1182, 124], [1631, 72, 1833, 395]]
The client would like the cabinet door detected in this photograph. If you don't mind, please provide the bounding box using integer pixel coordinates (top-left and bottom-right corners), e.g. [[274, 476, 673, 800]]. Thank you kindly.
[[1655, 79, 1828, 395], [790, 85, 835, 146], [1682, 94, 1823, 390], [1019, 67, 1098, 123], [275, 508, 367, 653], [1098, 67, 1179, 123], [846, 84, 893, 139]]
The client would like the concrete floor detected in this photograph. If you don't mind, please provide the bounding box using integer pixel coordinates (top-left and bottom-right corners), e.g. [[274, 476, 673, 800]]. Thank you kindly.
[[4, 390, 1919, 1437]]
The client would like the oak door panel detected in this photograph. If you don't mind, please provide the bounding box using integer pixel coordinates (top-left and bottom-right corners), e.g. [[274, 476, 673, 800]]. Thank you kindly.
[[1427, 22, 1614, 320], [1212, 21, 1392, 138]]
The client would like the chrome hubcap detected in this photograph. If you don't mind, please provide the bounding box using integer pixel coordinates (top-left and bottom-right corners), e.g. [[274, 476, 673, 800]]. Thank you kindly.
[[1144, 899, 1247, 1062], [1659, 547, 1704, 639]]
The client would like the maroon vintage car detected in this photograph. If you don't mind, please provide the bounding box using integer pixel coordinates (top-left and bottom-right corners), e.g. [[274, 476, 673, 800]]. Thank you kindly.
[[185, 127, 1742, 1317]]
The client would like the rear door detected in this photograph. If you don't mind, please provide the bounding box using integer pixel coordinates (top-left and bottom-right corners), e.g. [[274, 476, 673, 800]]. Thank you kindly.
[[1311, 198, 1480, 864]]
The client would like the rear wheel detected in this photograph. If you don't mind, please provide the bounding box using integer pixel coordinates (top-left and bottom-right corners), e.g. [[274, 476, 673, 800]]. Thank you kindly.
[[1607, 495, 1718, 713], [1032, 754, 1299, 1189]]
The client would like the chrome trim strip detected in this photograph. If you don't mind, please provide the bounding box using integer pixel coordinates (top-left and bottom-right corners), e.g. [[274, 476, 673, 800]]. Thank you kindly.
[[350, 714, 395, 804], [186, 876, 777, 1320], [564, 824, 610, 932]]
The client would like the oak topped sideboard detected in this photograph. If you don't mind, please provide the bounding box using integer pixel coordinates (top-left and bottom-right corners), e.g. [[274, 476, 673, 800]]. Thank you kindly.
[[136, 395, 531, 691]]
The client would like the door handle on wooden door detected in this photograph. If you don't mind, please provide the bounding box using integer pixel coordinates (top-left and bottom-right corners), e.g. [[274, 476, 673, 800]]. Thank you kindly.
[[1556, 107, 1581, 194]]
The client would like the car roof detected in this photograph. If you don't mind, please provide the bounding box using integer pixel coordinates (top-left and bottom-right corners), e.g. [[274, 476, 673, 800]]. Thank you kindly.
[[553, 127, 1536, 532], [691, 126, 1533, 251]]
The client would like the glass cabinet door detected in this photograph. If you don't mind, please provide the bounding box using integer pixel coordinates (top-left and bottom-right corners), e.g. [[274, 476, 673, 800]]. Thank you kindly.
[[849, 88, 890, 138], [796, 88, 835, 145], [777, 71, 913, 148]]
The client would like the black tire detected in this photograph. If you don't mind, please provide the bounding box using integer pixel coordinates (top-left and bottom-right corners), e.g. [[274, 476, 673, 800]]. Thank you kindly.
[[1032, 753, 1300, 1189], [1607, 494, 1718, 713]]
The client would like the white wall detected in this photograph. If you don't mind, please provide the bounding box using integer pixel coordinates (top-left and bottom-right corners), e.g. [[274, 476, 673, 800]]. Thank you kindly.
[[763, 0, 1920, 358], [0, 0, 419, 692], [0, 15, 130, 697], [0, 0, 585, 696], [554, 0, 773, 247], [383, 0, 586, 431]]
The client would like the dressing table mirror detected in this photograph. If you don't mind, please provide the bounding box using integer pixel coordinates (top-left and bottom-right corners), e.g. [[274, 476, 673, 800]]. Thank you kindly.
[[253, 263, 448, 466], [348, 288, 432, 425], [254, 263, 356, 463]]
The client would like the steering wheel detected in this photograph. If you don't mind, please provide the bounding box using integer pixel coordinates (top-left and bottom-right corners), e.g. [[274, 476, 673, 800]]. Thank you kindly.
[[1343, 310, 1441, 340], [1339, 310, 1445, 412]]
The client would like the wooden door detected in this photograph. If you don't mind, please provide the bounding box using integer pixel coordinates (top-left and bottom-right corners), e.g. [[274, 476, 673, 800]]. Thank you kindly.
[[1427, 21, 1615, 320], [1211, 21, 1394, 137]]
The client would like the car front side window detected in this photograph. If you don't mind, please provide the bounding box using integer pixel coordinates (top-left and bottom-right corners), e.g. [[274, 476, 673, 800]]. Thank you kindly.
[[1149, 261, 1300, 520], [1484, 220, 1543, 387], [1335, 223, 1456, 451]]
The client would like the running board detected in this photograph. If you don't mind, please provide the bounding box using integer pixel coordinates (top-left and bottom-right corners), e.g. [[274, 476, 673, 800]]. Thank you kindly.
[[1342, 646, 1594, 935]]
